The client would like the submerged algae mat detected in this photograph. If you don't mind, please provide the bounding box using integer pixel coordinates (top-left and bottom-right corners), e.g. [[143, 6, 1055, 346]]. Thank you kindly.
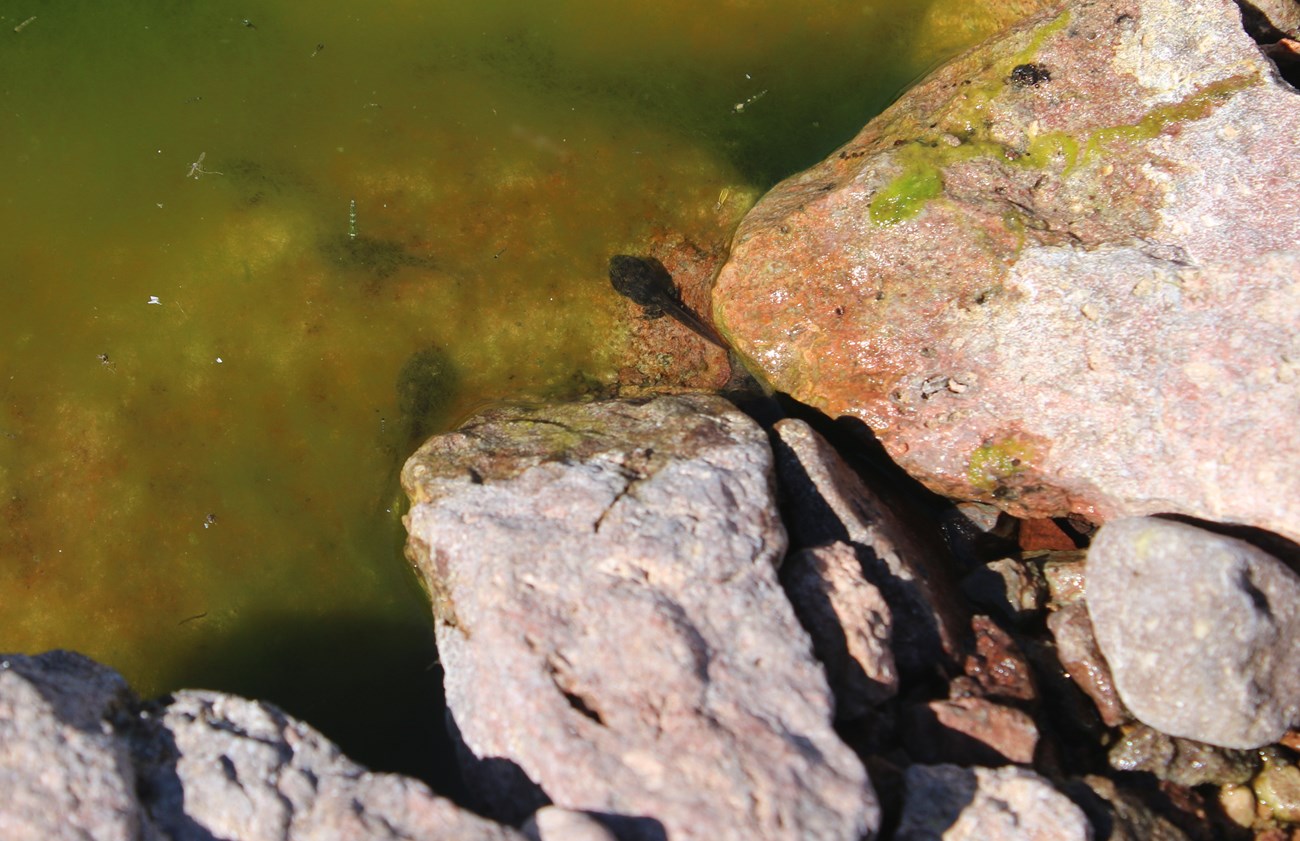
[[0, 0, 1041, 781]]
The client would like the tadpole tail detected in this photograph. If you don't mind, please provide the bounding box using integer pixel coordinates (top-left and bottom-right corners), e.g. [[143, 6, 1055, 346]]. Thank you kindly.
[[655, 296, 729, 350]]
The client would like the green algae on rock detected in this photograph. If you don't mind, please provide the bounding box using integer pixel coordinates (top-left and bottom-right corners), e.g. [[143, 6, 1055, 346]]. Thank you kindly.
[[713, 0, 1300, 539]]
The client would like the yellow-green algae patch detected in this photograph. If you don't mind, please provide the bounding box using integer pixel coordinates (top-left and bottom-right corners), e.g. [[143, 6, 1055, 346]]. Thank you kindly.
[[967, 438, 1037, 492], [869, 160, 945, 224], [867, 8, 1255, 227]]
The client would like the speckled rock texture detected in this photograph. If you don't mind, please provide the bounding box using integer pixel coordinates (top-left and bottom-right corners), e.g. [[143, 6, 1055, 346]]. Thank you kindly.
[[401, 395, 878, 841], [1086, 517, 1300, 749], [0, 651, 524, 841], [712, 0, 1300, 542], [895, 764, 1093, 841], [781, 541, 898, 718], [0, 652, 147, 841], [770, 418, 967, 678]]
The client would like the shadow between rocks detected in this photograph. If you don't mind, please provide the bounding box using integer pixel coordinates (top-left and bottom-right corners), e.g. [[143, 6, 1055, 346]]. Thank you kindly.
[[162, 609, 465, 803]]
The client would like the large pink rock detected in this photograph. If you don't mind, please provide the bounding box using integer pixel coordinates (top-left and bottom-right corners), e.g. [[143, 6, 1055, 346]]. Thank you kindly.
[[402, 395, 877, 841], [712, 0, 1300, 540]]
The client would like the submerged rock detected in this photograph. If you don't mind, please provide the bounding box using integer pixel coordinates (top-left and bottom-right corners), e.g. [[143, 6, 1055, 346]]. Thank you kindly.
[[0, 651, 524, 841], [712, 0, 1300, 541], [1086, 517, 1300, 749], [401, 395, 877, 841]]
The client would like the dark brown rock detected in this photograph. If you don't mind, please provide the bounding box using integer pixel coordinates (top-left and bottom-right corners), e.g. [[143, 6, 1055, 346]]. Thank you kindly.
[[1063, 775, 1190, 841], [1019, 518, 1079, 552], [963, 615, 1038, 703], [713, 0, 1300, 542], [1046, 601, 1129, 727], [401, 395, 878, 841]]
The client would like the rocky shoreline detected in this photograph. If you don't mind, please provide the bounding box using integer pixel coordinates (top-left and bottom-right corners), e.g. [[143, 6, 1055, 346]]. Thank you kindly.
[[5, 0, 1300, 838]]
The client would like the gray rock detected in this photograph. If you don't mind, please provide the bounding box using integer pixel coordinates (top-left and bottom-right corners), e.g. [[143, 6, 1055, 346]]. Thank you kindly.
[[896, 764, 1093, 841], [401, 395, 877, 841], [1087, 516, 1300, 748], [0, 651, 523, 841], [149, 691, 523, 841], [770, 417, 966, 678], [0, 652, 149, 841], [781, 541, 898, 718]]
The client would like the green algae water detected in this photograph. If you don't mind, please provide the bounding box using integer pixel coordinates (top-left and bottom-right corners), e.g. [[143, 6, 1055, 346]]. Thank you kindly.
[[0, 0, 1038, 784]]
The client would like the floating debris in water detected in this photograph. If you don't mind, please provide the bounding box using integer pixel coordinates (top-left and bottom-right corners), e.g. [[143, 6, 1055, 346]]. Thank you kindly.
[[241, 19, 256, 30], [186, 152, 222, 180], [733, 89, 768, 113]]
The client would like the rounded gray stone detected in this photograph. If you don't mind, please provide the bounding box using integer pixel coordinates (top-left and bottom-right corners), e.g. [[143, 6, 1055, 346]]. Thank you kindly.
[[1087, 517, 1300, 749]]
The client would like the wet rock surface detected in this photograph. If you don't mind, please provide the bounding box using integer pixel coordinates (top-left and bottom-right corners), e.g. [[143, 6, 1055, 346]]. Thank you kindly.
[[712, 0, 1300, 541], [0, 651, 524, 841], [1087, 517, 1300, 749], [401, 395, 877, 841]]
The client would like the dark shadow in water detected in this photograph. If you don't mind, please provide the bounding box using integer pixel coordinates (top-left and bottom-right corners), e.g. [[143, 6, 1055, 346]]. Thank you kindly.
[[448, 0, 942, 186], [163, 608, 466, 803], [396, 344, 463, 449]]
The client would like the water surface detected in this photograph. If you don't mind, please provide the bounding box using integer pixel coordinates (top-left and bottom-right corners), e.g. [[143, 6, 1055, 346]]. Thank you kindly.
[[0, 0, 1034, 782]]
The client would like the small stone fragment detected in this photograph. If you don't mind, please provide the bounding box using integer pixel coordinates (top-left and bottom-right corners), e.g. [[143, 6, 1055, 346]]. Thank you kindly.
[[963, 615, 1037, 703], [781, 541, 898, 717], [1040, 551, 1088, 607], [1087, 517, 1300, 749], [1019, 518, 1077, 551], [896, 764, 1092, 841], [1254, 751, 1300, 824], [961, 556, 1048, 625], [1047, 601, 1129, 727], [905, 697, 1039, 766], [1217, 784, 1257, 830], [1108, 724, 1259, 787]]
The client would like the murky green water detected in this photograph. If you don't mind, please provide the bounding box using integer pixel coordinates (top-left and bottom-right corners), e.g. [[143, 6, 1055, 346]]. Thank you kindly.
[[1, 0, 1035, 783]]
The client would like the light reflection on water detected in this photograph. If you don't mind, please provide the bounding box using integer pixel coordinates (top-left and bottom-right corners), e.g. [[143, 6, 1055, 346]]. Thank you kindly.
[[0, 0, 1040, 781]]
